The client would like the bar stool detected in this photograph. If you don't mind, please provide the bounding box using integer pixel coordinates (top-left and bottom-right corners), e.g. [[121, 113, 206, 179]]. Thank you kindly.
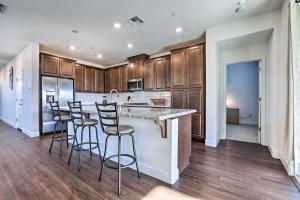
[[48, 101, 73, 156], [67, 101, 102, 172], [95, 102, 140, 195]]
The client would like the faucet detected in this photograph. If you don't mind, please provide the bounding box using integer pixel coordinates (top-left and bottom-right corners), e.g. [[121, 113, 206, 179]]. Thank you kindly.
[[109, 89, 119, 103]]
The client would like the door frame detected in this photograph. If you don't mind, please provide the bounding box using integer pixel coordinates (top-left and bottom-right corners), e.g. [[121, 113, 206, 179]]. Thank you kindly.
[[220, 57, 266, 145]]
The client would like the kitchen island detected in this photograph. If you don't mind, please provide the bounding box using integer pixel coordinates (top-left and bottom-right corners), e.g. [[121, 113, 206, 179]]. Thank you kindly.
[[61, 105, 196, 184]]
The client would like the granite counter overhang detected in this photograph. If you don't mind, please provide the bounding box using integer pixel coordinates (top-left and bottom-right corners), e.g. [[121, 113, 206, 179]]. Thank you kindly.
[[60, 105, 196, 121]]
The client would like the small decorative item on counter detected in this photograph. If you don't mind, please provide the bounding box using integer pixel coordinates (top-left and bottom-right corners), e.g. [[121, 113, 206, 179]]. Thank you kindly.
[[102, 96, 108, 104], [150, 98, 166, 106]]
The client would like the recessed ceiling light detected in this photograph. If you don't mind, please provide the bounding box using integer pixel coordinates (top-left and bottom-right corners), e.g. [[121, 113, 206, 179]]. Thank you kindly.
[[97, 54, 103, 58], [127, 43, 133, 49], [175, 27, 183, 33], [69, 46, 76, 50], [114, 22, 121, 29]]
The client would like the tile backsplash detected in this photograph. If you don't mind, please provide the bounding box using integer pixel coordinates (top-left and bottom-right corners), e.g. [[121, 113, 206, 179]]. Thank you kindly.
[[76, 91, 171, 107]]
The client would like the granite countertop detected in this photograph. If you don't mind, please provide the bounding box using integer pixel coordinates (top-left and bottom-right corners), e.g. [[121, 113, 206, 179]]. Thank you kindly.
[[60, 105, 196, 121]]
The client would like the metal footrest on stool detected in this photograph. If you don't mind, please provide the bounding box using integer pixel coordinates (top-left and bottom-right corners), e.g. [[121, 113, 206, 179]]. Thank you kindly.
[[104, 154, 136, 169], [73, 142, 100, 152]]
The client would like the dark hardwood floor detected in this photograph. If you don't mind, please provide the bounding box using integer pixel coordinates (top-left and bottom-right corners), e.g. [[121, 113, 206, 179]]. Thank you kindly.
[[0, 121, 299, 200]]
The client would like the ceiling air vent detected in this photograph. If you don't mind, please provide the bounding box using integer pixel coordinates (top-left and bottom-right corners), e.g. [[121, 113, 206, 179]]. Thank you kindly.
[[127, 16, 144, 26], [0, 3, 7, 14]]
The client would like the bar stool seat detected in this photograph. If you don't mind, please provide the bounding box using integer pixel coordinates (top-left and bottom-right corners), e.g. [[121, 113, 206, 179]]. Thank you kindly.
[[74, 119, 98, 126], [104, 125, 135, 135], [54, 115, 72, 121]]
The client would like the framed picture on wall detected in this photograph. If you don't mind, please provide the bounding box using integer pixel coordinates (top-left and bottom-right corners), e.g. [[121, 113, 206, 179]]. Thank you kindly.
[[9, 67, 13, 90]]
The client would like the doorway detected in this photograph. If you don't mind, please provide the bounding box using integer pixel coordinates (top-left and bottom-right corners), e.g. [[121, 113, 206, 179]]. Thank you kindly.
[[225, 61, 261, 143], [15, 69, 23, 131]]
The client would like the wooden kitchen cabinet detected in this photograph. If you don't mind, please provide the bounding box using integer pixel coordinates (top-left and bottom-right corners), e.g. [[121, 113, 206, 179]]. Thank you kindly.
[[172, 89, 186, 109], [186, 45, 204, 88], [111, 67, 121, 91], [104, 69, 112, 93], [187, 88, 203, 113], [165, 57, 171, 89], [75, 64, 84, 92], [41, 54, 60, 76], [135, 59, 144, 79], [128, 62, 135, 80], [144, 60, 155, 91], [59, 58, 75, 78], [155, 58, 166, 90], [120, 65, 128, 92], [94, 69, 104, 93], [192, 113, 204, 139], [171, 50, 186, 88], [84, 67, 95, 92]]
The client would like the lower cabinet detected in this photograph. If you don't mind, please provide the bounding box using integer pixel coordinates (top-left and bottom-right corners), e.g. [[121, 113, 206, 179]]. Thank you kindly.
[[172, 88, 205, 140]]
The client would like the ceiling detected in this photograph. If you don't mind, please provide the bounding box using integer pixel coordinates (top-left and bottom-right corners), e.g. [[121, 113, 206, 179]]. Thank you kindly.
[[0, 0, 283, 67], [217, 29, 273, 50]]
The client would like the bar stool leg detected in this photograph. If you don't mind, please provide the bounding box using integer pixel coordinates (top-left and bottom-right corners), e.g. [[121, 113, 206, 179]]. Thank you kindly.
[[98, 135, 109, 181], [130, 134, 140, 178], [66, 122, 69, 148], [49, 121, 58, 153], [78, 126, 85, 172], [118, 135, 122, 195], [94, 126, 103, 165], [68, 126, 78, 165], [59, 121, 63, 157], [89, 126, 92, 157]]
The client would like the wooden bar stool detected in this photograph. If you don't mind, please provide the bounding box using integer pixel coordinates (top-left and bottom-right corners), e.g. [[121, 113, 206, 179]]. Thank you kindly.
[[95, 102, 140, 195], [67, 101, 102, 172], [48, 101, 73, 156]]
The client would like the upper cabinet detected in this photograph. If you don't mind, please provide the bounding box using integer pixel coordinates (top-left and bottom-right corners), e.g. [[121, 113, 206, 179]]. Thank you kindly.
[[104, 69, 112, 93], [127, 54, 149, 80], [40, 54, 60, 76], [59, 58, 75, 78], [165, 57, 171, 89], [111, 67, 121, 91], [120, 65, 128, 92], [75, 64, 84, 92], [84, 67, 95, 92], [171, 44, 205, 89], [186, 45, 204, 88], [144, 60, 155, 91], [94, 68, 104, 93], [154, 58, 166, 90]]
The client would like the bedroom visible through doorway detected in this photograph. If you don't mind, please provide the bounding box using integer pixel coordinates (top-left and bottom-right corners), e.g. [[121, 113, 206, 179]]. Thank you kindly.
[[226, 60, 260, 143]]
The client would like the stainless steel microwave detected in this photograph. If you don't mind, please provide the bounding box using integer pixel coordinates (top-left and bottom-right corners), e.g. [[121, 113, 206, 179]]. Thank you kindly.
[[128, 79, 144, 92]]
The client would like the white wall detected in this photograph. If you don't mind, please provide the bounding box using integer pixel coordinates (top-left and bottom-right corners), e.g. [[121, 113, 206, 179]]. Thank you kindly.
[[0, 42, 40, 137], [206, 10, 283, 148]]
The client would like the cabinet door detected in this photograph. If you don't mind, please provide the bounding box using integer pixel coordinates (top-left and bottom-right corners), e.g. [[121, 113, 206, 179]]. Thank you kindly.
[[155, 58, 166, 90], [41, 54, 59, 76], [135, 59, 144, 79], [192, 113, 204, 140], [172, 89, 186, 109], [75, 64, 84, 92], [59, 58, 75, 78], [84, 67, 95, 92], [144, 60, 155, 91], [111, 67, 120, 90], [128, 62, 135, 80], [171, 50, 186, 88], [105, 69, 112, 93], [165, 57, 171, 89], [186, 45, 204, 88], [95, 69, 104, 93], [120, 65, 128, 92], [187, 88, 203, 113]]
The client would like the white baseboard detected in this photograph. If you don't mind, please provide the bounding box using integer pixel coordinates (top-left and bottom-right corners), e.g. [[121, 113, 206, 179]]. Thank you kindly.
[[0, 117, 16, 128], [281, 157, 295, 176], [22, 128, 40, 138], [268, 145, 281, 159], [205, 139, 220, 147]]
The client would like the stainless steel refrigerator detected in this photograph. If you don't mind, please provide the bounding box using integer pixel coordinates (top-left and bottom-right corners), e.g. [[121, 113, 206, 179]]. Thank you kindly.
[[41, 76, 74, 134]]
